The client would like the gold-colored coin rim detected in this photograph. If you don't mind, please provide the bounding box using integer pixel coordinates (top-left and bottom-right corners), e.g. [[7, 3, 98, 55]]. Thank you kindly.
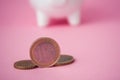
[[30, 37, 60, 68]]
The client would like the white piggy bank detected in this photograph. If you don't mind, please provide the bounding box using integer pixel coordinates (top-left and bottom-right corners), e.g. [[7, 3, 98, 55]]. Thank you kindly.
[[30, 0, 82, 27]]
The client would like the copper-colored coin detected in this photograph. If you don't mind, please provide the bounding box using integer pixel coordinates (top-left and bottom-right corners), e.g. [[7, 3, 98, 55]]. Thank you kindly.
[[14, 60, 37, 70], [30, 37, 60, 67], [54, 55, 74, 66]]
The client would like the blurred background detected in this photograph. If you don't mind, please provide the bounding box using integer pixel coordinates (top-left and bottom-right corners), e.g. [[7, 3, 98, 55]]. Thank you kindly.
[[0, 0, 120, 26]]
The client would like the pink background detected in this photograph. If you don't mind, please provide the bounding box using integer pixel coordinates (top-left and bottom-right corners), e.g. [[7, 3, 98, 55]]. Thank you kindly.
[[0, 0, 120, 80]]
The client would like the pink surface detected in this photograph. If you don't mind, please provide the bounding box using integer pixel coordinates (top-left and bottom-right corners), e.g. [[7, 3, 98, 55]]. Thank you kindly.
[[0, 0, 120, 80]]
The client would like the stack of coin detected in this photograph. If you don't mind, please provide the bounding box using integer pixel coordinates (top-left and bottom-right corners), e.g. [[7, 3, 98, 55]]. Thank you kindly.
[[14, 37, 74, 70]]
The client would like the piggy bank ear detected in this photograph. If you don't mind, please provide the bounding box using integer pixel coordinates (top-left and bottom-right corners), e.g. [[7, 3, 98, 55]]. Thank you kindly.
[[30, 0, 53, 7]]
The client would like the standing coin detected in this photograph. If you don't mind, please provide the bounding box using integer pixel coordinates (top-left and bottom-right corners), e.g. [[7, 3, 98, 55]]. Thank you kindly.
[[30, 37, 60, 67]]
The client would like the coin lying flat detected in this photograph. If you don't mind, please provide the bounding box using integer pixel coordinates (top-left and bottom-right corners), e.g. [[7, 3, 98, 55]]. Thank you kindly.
[[54, 55, 74, 66], [14, 60, 37, 70], [30, 37, 60, 68]]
